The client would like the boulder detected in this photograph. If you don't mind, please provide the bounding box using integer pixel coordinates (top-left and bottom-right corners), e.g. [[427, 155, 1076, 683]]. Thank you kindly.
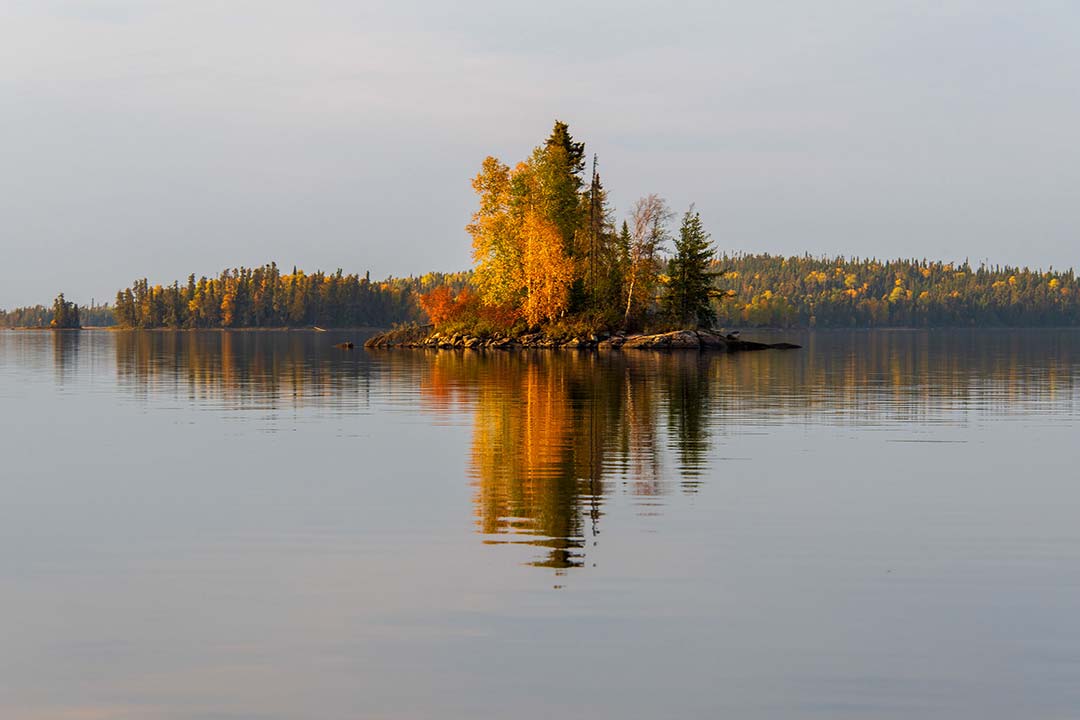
[[623, 331, 701, 349]]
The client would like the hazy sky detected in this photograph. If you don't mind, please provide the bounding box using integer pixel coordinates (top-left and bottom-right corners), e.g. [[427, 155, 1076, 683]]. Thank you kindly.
[[2, 1, 1078, 307]]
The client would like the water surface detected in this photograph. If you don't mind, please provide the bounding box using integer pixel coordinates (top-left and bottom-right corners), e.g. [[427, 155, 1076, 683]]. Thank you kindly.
[[1, 329, 1078, 719]]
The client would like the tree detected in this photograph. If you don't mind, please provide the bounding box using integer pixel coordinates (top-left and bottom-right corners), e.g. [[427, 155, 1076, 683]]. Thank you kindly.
[[538, 121, 586, 253], [465, 121, 589, 328], [545, 120, 586, 186], [624, 195, 672, 326], [468, 157, 523, 307], [522, 210, 575, 325], [50, 293, 80, 328], [663, 206, 719, 328], [576, 157, 622, 313]]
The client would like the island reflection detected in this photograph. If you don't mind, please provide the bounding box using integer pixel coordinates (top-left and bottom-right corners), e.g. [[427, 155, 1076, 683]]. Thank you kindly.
[[107, 329, 1079, 570]]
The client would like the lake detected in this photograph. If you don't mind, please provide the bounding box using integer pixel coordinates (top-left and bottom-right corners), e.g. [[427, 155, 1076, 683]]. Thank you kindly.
[[1, 328, 1078, 719]]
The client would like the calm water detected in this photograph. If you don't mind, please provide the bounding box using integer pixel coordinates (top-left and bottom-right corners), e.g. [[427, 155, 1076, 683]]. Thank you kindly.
[[2, 329, 1079, 719]]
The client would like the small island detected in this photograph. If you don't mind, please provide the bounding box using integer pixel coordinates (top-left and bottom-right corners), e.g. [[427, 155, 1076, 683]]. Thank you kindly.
[[367, 121, 798, 352], [365, 325, 799, 351]]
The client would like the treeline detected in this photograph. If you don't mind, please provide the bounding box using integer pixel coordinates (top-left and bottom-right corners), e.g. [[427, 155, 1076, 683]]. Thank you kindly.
[[111, 264, 472, 329], [0, 298, 113, 328], [712, 255, 1080, 327]]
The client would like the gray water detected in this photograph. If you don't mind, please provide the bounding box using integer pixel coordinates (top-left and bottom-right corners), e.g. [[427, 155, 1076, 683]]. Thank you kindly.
[[2, 329, 1079, 720]]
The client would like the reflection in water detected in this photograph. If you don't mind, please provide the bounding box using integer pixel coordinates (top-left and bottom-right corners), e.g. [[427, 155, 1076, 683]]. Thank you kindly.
[[455, 352, 710, 569], [102, 329, 1080, 571], [113, 330, 376, 411], [6, 327, 1080, 720], [52, 329, 81, 381]]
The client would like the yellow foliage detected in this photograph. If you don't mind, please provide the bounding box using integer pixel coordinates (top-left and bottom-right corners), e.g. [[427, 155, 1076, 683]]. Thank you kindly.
[[467, 157, 523, 307], [521, 211, 574, 325]]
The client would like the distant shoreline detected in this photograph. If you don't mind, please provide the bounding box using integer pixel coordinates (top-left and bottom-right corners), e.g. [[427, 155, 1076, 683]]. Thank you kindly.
[[0, 326, 385, 333]]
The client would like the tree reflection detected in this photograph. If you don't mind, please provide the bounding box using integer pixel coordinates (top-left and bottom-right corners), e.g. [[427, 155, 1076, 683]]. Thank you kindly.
[[107, 329, 1080, 572], [415, 352, 715, 570]]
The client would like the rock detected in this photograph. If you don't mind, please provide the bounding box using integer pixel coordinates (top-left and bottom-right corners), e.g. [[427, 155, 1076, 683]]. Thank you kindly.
[[622, 331, 700, 349], [671, 331, 701, 348], [364, 324, 799, 354], [697, 331, 731, 350], [363, 323, 432, 348]]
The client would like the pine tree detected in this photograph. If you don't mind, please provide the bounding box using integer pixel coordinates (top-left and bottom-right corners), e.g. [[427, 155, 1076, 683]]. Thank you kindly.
[[663, 207, 718, 328]]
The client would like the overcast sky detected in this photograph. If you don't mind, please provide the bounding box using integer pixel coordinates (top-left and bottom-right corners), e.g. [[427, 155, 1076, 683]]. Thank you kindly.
[[2, 0, 1078, 307]]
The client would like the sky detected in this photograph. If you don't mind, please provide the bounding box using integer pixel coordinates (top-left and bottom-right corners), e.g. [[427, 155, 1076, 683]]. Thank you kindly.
[[1, 0, 1078, 307]]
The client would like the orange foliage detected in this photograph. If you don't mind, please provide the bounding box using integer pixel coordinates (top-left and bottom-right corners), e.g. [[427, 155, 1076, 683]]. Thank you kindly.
[[522, 211, 574, 326], [418, 286, 458, 326], [419, 286, 520, 331]]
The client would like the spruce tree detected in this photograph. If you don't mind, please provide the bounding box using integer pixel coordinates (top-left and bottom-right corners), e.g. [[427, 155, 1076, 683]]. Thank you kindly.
[[545, 120, 586, 184], [663, 207, 718, 328]]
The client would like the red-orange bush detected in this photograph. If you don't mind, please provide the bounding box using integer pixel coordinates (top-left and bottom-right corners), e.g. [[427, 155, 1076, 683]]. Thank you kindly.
[[418, 286, 520, 333], [418, 286, 458, 326]]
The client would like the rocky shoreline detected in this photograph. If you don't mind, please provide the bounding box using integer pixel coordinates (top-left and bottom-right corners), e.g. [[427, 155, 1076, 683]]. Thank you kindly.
[[364, 325, 800, 352]]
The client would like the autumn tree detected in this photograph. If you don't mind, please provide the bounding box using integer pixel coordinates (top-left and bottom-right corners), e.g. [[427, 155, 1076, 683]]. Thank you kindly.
[[522, 210, 575, 325], [468, 157, 523, 307], [624, 194, 672, 326], [466, 121, 587, 328]]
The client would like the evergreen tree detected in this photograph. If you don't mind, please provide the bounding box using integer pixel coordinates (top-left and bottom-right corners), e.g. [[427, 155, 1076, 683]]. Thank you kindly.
[[663, 207, 718, 328], [545, 120, 586, 186], [49, 293, 81, 328]]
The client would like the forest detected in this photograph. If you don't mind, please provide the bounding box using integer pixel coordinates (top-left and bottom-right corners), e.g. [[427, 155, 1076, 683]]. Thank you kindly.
[[5, 256, 1078, 331], [712, 254, 1079, 327], [0, 297, 112, 328], [108, 266, 467, 329], [2, 122, 1077, 331]]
